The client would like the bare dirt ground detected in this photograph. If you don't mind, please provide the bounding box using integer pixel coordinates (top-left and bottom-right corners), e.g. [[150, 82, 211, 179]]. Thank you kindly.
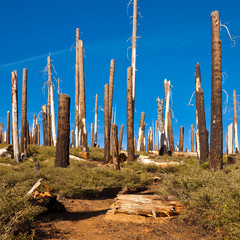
[[36, 195, 211, 240]]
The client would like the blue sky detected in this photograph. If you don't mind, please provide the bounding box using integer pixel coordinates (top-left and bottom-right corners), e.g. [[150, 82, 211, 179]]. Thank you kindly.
[[0, 0, 239, 150]]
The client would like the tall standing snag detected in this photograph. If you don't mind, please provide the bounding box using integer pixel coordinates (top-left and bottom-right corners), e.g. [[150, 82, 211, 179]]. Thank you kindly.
[[179, 127, 184, 152], [6, 111, 10, 144], [210, 11, 223, 171], [104, 84, 110, 163], [127, 67, 135, 161], [42, 105, 48, 146], [118, 124, 124, 151], [112, 124, 120, 170], [137, 112, 145, 151], [21, 68, 27, 156], [191, 124, 194, 152], [55, 94, 70, 168], [233, 90, 239, 153], [12, 71, 20, 163], [91, 123, 93, 148], [94, 94, 98, 146]]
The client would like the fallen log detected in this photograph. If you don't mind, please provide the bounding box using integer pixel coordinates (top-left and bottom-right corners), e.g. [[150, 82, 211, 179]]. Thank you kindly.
[[172, 151, 197, 158], [109, 194, 184, 218], [137, 158, 184, 167]]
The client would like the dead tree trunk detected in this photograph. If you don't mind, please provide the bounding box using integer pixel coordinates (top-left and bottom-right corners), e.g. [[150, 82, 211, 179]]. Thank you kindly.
[[179, 126, 184, 152], [91, 123, 93, 148], [94, 94, 98, 147], [71, 130, 74, 148], [210, 11, 223, 171], [148, 127, 153, 151], [191, 124, 194, 152], [55, 94, 70, 168], [104, 84, 110, 163], [118, 124, 124, 151], [155, 120, 158, 151], [12, 71, 20, 163], [225, 133, 228, 154], [75, 28, 80, 148], [42, 105, 48, 146], [21, 68, 27, 156], [233, 90, 239, 153], [79, 40, 87, 150], [47, 56, 57, 147], [127, 67, 135, 161], [108, 60, 115, 148], [228, 123, 233, 154], [137, 112, 145, 151], [35, 120, 40, 145], [27, 121, 30, 145], [112, 124, 120, 170], [32, 114, 36, 145], [47, 92, 51, 146], [6, 111, 10, 144], [195, 63, 209, 164]]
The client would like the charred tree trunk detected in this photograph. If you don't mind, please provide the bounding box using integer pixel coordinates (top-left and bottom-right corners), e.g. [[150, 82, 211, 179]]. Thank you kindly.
[[12, 71, 20, 163], [179, 127, 184, 152], [104, 84, 110, 163], [21, 68, 27, 156], [210, 11, 223, 171], [118, 124, 124, 151], [27, 121, 30, 145], [6, 111, 10, 144], [42, 105, 48, 146], [127, 67, 135, 161], [191, 124, 194, 152], [91, 123, 93, 148], [137, 112, 145, 151], [79, 40, 87, 150], [108, 60, 115, 148], [94, 94, 98, 147], [112, 124, 120, 170], [75, 28, 80, 148], [233, 90, 239, 153], [55, 94, 70, 168]]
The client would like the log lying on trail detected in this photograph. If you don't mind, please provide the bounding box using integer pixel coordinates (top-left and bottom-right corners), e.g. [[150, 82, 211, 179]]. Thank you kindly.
[[109, 194, 184, 218]]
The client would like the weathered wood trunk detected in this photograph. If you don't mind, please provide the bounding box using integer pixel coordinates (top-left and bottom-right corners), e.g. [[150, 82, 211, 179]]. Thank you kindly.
[[110, 194, 184, 218], [11, 71, 20, 163], [195, 63, 209, 164], [233, 90, 239, 153], [104, 84, 110, 163], [127, 67, 135, 161], [42, 105, 48, 146], [137, 112, 145, 151], [191, 124, 194, 152], [94, 94, 98, 147], [79, 40, 87, 150], [47, 56, 57, 147], [47, 99, 52, 146], [6, 111, 10, 144], [210, 11, 223, 171], [21, 68, 27, 156], [71, 130, 74, 148], [147, 127, 153, 151], [118, 124, 124, 151], [32, 114, 36, 145], [75, 28, 80, 148], [155, 120, 158, 151], [91, 123, 93, 148], [36, 120, 40, 145], [228, 123, 233, 154], [55, 94, 70, 168], [112, 124, 120, 170], [108, 60, 115, 148], [179, 126, 184, 152], [27, 120, 30, 145], [225, 133, 228, 154], [140, 122, 146, 152]]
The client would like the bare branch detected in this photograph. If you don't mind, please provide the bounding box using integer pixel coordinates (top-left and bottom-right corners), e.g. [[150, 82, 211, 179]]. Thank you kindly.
[[187, 91, 196, 107]]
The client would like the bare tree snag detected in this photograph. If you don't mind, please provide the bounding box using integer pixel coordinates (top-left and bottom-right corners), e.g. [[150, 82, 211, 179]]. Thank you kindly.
[[79, 40, 87, 150], [94, 94, 98, 147], [112, 124, 120, 170], [55, 94, 70, 168], [27, 120, 30, 145], [191, 124, 194, 152], [47, 56, 57, 147], [11, 71, 20, 163], [195, 63, 209, 164], [108, 60, 115, 147], [147, 127, 153, 151], [104, 84, 110, 163], [155, 120, 158, 151], [118, 124, 124, 151], [91, 123, 93, 147], [228, 123, 233, 154], [6, 111, 10, 144], [21, 68, 27, 156], [179, 126, 184, 152], [75, 28, 80, 148], [36, 119, 40, 145], [233, 90, 239, 153], [225, 133, 228, 154], [42, 105, 48, 146], [131, 0, 137, 102], [210, 11, 223, 171], [71, 130, 74, 148], [137, 112, 145, 151], [32, 114, 36, 145], [127, 67, 135, 161]]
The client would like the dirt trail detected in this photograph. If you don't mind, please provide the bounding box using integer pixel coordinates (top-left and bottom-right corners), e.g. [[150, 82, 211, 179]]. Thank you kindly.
[[37, 196, 210, 240]]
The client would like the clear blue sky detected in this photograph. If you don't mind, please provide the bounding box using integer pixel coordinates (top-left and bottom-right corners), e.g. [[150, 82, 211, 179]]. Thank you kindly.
[[0, 0, 239, 150]]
